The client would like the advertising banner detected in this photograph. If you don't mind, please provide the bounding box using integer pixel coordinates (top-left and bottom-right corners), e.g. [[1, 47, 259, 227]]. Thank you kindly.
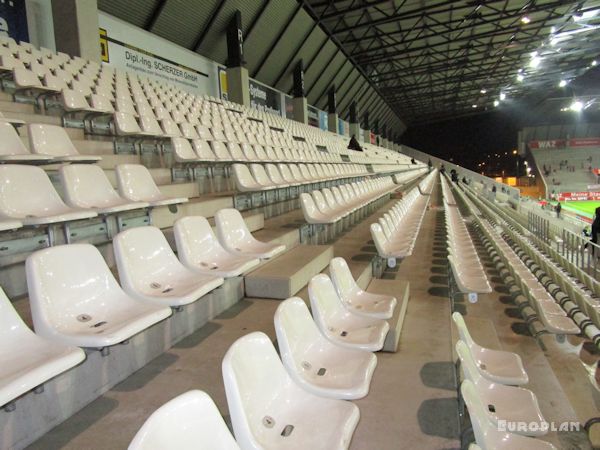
[[249, 79, 282, 116], [557, 191, 600, 201], [0, 0, 28, 42], [98, 13, 213, 95], [318, 111, 328, 131], [307, 106, 319, 128], [530, 138, 600, 149]]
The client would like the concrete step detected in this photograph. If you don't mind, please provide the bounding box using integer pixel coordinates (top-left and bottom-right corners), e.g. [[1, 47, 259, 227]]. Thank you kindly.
[[152, 193, 232, 229], [0, 98, 36, 115], [245, 244, 333, 299], [366, 278, 410, 352]]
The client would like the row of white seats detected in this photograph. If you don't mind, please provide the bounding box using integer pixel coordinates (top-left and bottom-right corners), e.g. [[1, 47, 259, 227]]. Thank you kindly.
[[460, 185, 581, 335], [475, 210, 579, 335], [453, 313, 557, 449], [0, 163, 186, 230], [370, 171, 437, 259], [300, 177, 398, 224], [130, 257, 396, 449], [232, 162, 366, 192], [442, 176, 491, 295], [171, 137, 346, 165], [0, 37, 410, 169], [1, 208, 284, 409], [0, 121, 100, 164]]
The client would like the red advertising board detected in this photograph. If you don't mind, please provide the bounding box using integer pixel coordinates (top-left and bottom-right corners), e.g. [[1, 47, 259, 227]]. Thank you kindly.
[[530, 137, 600, 149], [557, 191, 600, 201]]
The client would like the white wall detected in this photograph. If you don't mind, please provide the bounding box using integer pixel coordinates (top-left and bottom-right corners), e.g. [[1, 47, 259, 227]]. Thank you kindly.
[[25, 0, 55, 50]]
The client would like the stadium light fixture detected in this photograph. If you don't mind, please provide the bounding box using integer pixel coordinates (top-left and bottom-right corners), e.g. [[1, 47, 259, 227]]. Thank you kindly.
[[517, 74, 524, 82], [521, 16, 531, 24], [494, 100, 499, 107], [499, 92, 506, 101], [480, 88, 487, 94], [559, 79, 567, 87], [570, 100, 583, 112]]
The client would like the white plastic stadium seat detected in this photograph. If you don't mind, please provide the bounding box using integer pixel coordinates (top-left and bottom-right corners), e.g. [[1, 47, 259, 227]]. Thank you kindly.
[[452, 312, 528, 385], [275, 297, 377, 400], [456, 341, 547, 436], [59, 165, 149, 214], [215, 208, 285, 259], [461, 380, 556, 450], [129, 390, 240, 450], [222, 331, 360, 450], [0, 287, 85, 408], [0, 121, 53, 164], [308, 274, 389, 352], [329, 257, 396, 319], [115, 164, 188, 206], [113, 226, 223, 307], [27, 124, 101, 163], [174, 216, 260, 278], [0, 218, 22, 231], [0, 165, 97, 225], [26, 244, 172, 348]]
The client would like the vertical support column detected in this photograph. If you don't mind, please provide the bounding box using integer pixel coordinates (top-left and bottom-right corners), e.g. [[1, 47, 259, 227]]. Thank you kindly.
[[348, 100, 360, 138], [225, 11, 250, 107], [327, 85, 338, 133], [51, 0, 100, 62], [363, 111, 370, 144], [374, 119, 380, 146], [292, 59, 308, 124], [381, 124, 388, 148]]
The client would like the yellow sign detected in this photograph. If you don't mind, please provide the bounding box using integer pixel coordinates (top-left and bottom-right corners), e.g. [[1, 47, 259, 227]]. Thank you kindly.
[[99, 28, 109, 63]]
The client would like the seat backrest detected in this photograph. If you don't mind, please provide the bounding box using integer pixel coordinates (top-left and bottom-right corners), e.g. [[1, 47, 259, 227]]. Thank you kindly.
[[59, 164, 120, 208], [113, 226, 183, 290], [0, 285, 33, 340], [370, 223, 388, 254], [28, 123, 81, 157], [308, 274, 345, 326], [227, 142, 245, 160], [129, 390, 240, 450], [173, 216, 223, 268], [460, 380, 495, 447], [0, 165, 68, 218], [26, 244, 127, 330], [210, 141, 230, 160], [215, 208, 251, 249], [116, 164, 162, 202], [232, 164, 258, 190], [274, 297, 322, 363], [179, 122, 199, 140], [0, 121, 29, 155], [14, 67, 42, 88], [171, 137, 198, 162], [250, 164, 271, 186], [451, 312, 474, 347], [265, 164, 284, 184], [329, 257, 360, 299], [90, 94, 114, 112], [322, 189, 339, 209], [192, 139, 216, 160], [114, 112, 142, 135], [139, 113, 163, 135], [312, 191, 330, 213], [222, 331, 289, 450], [299, 193, 324, 222], [455, 340, 486, 386]]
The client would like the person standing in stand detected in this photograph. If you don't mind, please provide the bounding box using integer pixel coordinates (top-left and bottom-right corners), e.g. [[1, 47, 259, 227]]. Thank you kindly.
[[555, 201, 562, 219]]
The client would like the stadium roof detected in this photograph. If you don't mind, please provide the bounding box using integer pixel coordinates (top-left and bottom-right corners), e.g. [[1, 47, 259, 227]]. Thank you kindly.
[[99, 0, 600, 131]]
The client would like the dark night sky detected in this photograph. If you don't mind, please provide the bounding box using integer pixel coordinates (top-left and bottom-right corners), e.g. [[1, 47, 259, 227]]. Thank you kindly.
[[400, 111, 520, 174]]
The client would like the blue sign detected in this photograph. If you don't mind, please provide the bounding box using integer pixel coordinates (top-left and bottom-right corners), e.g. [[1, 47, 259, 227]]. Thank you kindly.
[[0, 0, 29, 43]]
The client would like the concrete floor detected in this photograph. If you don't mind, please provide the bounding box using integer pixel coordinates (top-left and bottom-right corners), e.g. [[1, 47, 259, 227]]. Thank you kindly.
[[25, 180, 599, 450]]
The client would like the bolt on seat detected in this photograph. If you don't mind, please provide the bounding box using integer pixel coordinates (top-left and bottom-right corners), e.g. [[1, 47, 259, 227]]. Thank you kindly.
[[129, 390, 240, 450], [113, 226, 223, 307], [275, 297, 377, 400], [329, 257, 396, 319], [174, 216, 260, 278], [215, 208, 285, 259], [115, 164, 188, 207], [0, 287, 85, 409], [308, 274, 389, 352], [59, 164, 149, 214], [0, 165, 97, 225], [222, 331, 360, 450], [452, 312, 528, 385], [26, 244, 172, 348]]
